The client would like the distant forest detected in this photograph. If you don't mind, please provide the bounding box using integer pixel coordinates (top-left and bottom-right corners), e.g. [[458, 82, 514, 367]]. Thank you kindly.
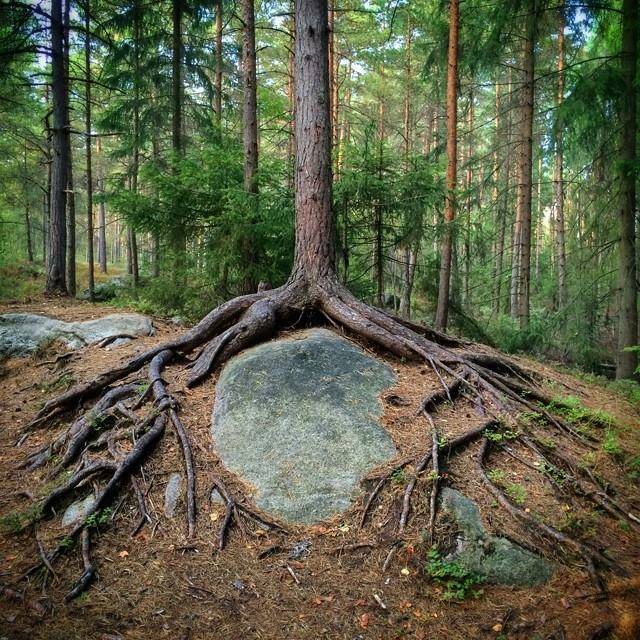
[[0, 0, 638, 379]]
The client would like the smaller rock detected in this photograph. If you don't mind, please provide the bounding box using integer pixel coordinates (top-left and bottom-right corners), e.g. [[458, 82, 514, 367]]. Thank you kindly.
[[164, 473, 183, 518], [62, 494, 95, 527], [439, 487, 553, 587], [210, 488, 225, 504], [232, 579, 245, 591], [288, 540, 312, 559]]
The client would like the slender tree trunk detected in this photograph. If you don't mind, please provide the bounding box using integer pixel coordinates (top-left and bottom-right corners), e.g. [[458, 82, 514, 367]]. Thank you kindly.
[[399, 19, 417, 319], [171, 0, 186, 278], [130, 0, 141, 287], [22, 149, 34, 262], [46, 0, 68, 295], [616, 0, 638, 378], [43, 78, 51, 265], [434, 0, 459, 330], [512, 0, 536, 328], [242, 0, 258, 194], [215, 0, 223, 128], [328, 0, 339, 169], [535, 151, 543, 282], [374, 84, 385, 307], [554, 2, 567, 308], [239, 0, 260, 293], [85, 0, 95, 300], [98, 177, 107, 274], [63, 0, 75, 296], [66, 157, 76, 296], [286, 3, 295, 190], [172, 0, 183, 156], [463, 90, 473, 307], [492, 80, 503, 315]]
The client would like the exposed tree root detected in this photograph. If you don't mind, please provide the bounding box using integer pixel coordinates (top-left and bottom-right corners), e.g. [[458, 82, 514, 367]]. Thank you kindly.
[[10, 278, 638, 599]]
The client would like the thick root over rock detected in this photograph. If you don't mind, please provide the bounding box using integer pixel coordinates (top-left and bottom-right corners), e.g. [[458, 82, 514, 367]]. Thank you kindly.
[[11, 277, 640, 601]]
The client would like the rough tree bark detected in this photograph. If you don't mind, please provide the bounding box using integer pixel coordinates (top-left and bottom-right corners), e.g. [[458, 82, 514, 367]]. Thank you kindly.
[[46, 0, 68, 295], [215, 0, 223, 128], [616, 0, 638, 379], [434, 0, 459, 331], [240, 0, 260, 293], [84, 0, 95, 301], [22, 149, 34, 262], [21, 0, 633, 601], [511, 0, 536, 329], [64, 0, 76, 297], [171, 0, 186, 274], [554, 1, 567, 309]]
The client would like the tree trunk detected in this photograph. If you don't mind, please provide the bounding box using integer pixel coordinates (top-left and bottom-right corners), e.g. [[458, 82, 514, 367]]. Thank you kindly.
[[98, 177, 107, 274], [554, 2, 567, 308], [374, 85, 385, 308], [46, 0, 68, 295], [512, 0, 536, 329], [399, 18, 416, 320], [22, 149, 34, 262], [172, 0, 183, 156], [131, 0, 141, 287], [242, 0, 258, 194], [85, 0, 95, 300], [434, 0, 459, 330], [492, 80, 503, 316], [290, 0, 334, 282], [616, 0, 638, 379], [66, 158, 76, 296], [63, 0, 75, 297], [463, 90, 473, 307], [240, 0, 260, 293], [286, 2, 295, 190], [215, 0, 223, 129], [328, 0, 339, 169]]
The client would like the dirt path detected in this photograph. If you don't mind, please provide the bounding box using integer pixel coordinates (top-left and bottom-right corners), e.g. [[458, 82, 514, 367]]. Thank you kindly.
[[1, 299, 639, 640]]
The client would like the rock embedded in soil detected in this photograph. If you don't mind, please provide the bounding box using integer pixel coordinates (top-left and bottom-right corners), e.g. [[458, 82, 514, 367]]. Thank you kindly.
[[0, 312, 154, 356], [164, 473, 183, 518], [211, 328, 397, 523], [439, 487, 553, 586], [61, 494, 96, 528]]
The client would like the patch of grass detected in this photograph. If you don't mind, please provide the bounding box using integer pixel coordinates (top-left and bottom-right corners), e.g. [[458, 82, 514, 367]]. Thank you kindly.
[[558, 510, 600, 538], [607, 379, 640, 407], [487, 469, 527, 505], [627, 455, 640, 480], [0, 262, 43, 302], [42, 372, 75, 392], [485, 425, 519, 444], [84, 508, 112, 528], [89, 412, 109, 433], [602, 429, 623, 458], [425, 547, 484, 601], [547, 395, 615, 429], [0, 504, 43, 535], [504, 482, 527, 505]]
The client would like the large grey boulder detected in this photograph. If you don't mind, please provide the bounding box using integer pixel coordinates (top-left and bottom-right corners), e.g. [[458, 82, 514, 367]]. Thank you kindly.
[[439, 487, 553, 586], [0, 312, 154, 356], [212, 328, 397, 523]]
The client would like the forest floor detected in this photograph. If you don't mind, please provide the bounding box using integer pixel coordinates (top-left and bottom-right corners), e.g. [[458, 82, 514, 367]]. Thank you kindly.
[[1, 289, 640, 640]]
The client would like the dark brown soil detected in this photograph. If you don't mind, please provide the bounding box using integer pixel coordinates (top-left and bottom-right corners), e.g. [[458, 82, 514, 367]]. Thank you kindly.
[[1, 298, 639, 640]]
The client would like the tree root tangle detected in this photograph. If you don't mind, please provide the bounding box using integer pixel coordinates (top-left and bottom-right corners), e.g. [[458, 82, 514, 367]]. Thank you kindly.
[[10, 277, 639, 599]]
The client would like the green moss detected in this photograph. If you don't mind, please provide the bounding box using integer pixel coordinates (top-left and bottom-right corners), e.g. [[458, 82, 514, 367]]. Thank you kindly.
[[425, 547, 484, 601]]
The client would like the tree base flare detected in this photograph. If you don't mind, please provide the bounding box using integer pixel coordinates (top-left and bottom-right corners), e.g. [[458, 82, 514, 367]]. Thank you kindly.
[[8, 277, 639, 600]]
